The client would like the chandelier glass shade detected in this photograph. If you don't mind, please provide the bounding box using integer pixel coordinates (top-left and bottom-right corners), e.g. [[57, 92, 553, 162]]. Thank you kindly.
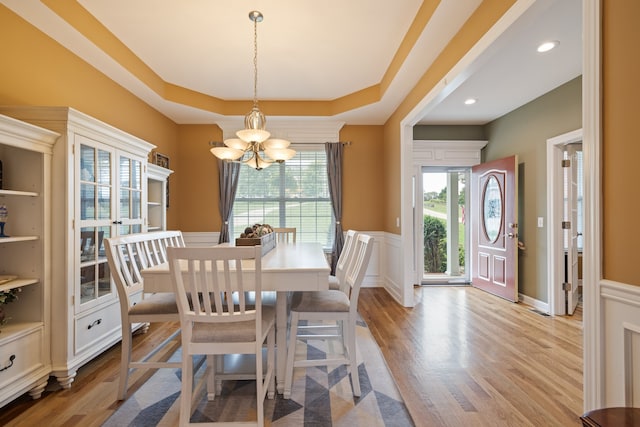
[[210, 10, 295, 170]]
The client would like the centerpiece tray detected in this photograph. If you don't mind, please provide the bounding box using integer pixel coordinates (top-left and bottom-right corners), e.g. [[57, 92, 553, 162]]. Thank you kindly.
[[235, 232, 276, 255]]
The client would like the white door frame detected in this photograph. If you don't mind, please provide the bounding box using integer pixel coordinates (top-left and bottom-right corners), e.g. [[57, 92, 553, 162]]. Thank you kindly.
[[412, 142, 486, 285], [581, 0, 602, 410], [546, 128, 582, 316]]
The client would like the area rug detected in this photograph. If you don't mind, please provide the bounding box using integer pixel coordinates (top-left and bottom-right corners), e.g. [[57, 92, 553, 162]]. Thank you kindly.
[[103, 318, 414, 426]]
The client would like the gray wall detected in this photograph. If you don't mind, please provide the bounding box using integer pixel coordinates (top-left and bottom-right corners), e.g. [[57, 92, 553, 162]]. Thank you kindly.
[[483, 76, 582, 301]]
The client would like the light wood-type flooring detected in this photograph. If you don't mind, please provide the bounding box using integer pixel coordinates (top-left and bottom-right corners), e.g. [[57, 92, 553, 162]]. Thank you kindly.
[[0, 286, 583, 426]]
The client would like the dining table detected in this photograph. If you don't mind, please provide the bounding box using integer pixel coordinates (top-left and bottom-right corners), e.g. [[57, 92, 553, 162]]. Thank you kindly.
[[140, 241, 330, 393]]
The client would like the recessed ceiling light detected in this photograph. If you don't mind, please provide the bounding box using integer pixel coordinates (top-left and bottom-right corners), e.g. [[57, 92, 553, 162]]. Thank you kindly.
[[464, 98, 477, 105], [537, 40, 559, 53]]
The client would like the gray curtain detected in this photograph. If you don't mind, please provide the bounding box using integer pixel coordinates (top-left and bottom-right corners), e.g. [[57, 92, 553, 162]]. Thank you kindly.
[[325, 142, 344, 275], [217, 159, 241, 244]]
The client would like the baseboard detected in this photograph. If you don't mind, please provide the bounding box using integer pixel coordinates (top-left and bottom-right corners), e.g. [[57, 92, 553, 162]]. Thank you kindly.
[[518, 293, 550, 314]]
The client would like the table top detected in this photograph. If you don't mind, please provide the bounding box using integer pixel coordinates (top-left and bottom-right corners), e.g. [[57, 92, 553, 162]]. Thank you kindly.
[[141, 242, 330, 293]]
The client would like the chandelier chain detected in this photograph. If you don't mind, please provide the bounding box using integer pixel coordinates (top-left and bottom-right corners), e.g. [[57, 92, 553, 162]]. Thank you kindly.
[[253, 16, 259, 108]]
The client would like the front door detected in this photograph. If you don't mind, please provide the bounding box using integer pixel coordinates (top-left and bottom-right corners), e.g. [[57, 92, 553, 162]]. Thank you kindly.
[[471, 155, 518, 302]]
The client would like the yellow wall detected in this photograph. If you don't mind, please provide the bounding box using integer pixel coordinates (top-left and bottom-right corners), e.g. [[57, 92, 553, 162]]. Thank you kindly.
[[0, 5, 177, 151], [173, 124, 222, 231], [339, 126, 386, 231], [602, 1, 640, 286]]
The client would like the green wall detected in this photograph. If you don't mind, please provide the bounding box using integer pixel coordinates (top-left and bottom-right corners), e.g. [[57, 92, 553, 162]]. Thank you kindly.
[[413, 125, 486, 140], [484, 76, 582, 301]]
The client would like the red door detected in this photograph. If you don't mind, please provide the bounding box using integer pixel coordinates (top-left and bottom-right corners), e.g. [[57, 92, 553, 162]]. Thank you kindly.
[[471, 155, 518, 302]]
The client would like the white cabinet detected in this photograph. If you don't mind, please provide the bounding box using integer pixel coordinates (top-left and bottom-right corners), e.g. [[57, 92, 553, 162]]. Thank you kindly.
[[147, 163, 172, 231], [0, 114, 58, 406], [0, 107, 155, 388]]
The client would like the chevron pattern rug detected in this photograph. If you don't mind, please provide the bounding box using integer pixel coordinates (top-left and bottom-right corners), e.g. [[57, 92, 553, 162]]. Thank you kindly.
[[103, 318, 413, 426]]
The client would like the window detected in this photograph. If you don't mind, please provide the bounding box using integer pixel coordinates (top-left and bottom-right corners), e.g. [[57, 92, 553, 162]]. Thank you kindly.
[[231, 147, 334, 247]]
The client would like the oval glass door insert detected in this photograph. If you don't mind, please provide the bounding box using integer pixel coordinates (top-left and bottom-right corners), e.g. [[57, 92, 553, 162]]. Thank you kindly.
[[483, 175, 502, 242]]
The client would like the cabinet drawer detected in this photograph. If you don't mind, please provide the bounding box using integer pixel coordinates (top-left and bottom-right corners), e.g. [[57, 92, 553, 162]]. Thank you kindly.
[[0, 327, 44, 388], [75, 302, 121, 354]]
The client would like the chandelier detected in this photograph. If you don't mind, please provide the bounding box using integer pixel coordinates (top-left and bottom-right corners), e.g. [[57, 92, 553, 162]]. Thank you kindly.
[[210, 10, 295, 170]]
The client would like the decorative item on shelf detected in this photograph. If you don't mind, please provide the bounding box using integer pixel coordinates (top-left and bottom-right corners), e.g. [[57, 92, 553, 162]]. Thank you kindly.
[[235, 223, 276, 255], [210, 10, 296, 170], [0, 205, 8, 237], [152, 152, 171, 208], [154, 152, 170, 169], [0, 287, 21, 330]]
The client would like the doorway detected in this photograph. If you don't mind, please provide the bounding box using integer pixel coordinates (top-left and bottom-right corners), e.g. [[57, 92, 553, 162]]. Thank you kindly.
[[546, 129, 583, 315], [420, 167, 470, 284]]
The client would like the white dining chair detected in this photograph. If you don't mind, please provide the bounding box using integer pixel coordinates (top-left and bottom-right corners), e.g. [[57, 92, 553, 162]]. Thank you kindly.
[[167, 244, 276, 426], [283, 233, 374, 399], [273, 227, 296, 243], [328, 229, 359, 290], [105, 230, 185, 400]]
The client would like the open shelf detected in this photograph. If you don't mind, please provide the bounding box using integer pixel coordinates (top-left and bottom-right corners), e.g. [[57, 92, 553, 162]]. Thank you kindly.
[[0, 236, 39, 244], [0, 278, 38, 292], [0, 189, 39, 197]]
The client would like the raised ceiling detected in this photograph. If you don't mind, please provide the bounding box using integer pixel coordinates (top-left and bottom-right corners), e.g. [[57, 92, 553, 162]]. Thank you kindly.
[[2, 0, 581, 126]]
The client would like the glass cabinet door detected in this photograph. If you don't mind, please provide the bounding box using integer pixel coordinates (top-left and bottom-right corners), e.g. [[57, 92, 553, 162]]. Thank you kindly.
[[79, 143, 115, 307], [79, 225, 111, 304], [80, 145, 112, 221], [77, 141, 146, 311], [118, 155, 144, 235]]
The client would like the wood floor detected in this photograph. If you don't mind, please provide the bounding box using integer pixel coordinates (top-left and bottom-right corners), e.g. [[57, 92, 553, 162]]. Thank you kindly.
[[360, 286, 584, 427], [0, 286, 583, 426]]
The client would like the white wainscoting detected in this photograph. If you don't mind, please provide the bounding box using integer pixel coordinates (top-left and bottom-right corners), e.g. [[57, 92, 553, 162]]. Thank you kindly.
[[381, 232, 404, 304], [183, 231, 219, 247], [359, 231, 384, 288], [600, 280, 640, 407]]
